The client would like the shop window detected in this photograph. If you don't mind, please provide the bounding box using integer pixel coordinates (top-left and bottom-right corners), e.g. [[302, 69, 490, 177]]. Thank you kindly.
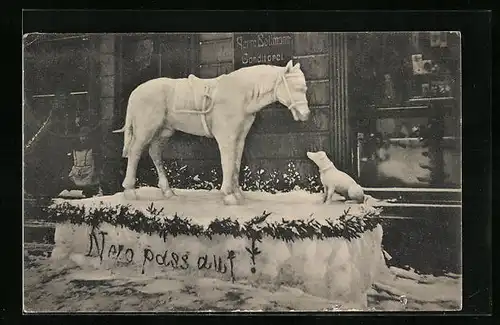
[[25, 36, 91, 95], [350, 32, 461, 190], [24, 35, 94, 136], [24, 35, 96, 196]]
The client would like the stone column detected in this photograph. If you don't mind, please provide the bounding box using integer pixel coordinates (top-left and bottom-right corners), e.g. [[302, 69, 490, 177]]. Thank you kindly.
[[98, 35, 116, 131], [330, 33, 354, 174], [97, 35, 123, 194]]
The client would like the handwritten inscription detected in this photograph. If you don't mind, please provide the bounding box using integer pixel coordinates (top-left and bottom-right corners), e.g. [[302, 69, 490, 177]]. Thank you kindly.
[[234, 33, 293, 70], [86, 229, 237, 282], [108, 244, 134, 264], [142, 248, 189, 273], [86, 230, 107, 262]]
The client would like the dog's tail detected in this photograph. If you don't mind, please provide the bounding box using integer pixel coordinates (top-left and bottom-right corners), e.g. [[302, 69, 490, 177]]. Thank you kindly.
[[348, 184, 365, 203], [112, 104, 133, 158]]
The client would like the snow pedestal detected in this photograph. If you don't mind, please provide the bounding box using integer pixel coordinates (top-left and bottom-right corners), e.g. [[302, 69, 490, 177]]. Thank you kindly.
[[50, 188, 388, 310]]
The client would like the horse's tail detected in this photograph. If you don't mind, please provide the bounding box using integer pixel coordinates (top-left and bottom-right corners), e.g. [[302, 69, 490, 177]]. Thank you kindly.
[[112, 103, 133, 158]]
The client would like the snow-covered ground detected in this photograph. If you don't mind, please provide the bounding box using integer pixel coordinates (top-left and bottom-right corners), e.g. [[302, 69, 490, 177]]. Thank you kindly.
[[23, 253, 461, 312], [29, 187, 461, 312]]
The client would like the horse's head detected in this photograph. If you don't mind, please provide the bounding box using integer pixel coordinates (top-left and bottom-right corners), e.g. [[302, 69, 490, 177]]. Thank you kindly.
[[275, 60, 310, 122]]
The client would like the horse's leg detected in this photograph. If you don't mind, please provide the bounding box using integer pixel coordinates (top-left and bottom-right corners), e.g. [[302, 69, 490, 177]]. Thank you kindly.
[[148, 128, 175, 199], [232, 117, 255, 201], [213, 131, 239, 205], [232, 135, 245, 202], [122, 108, 166, 200], [122, 136, 148, 199]]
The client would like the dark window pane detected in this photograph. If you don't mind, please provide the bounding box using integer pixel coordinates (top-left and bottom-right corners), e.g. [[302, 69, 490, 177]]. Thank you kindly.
[[24, 36, 90, 95], [353, 32, 461, 189]]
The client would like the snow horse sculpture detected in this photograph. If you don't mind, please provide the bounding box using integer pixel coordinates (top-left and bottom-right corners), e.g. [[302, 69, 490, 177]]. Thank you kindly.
[[114, 60, 310, 205]]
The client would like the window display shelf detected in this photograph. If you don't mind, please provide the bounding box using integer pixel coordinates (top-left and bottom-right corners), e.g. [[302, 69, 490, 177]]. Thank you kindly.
[[408, 96, 455, 103]]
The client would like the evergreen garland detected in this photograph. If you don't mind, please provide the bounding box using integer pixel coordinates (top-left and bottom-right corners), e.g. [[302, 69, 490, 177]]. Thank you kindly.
[[41, 202, 382, 243]]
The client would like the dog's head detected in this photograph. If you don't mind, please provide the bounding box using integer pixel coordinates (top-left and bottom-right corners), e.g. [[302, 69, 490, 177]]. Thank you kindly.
[[306, 150, 332, 167]]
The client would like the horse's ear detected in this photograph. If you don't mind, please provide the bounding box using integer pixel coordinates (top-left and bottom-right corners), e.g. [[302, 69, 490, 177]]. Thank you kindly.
[[293, 62, 301, 70], [285, 60, 293, 72]]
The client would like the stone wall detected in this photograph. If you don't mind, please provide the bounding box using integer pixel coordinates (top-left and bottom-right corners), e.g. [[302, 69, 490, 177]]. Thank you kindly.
[[163, 33, 352, 181], [99, 33, 354, 188]]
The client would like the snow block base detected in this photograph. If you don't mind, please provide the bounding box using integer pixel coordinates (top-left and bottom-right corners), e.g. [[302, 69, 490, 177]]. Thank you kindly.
[[50, 188, 388, 310]]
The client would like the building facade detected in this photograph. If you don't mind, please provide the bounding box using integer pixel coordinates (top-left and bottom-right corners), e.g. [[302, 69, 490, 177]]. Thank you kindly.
[[24, 32, 461, 198]]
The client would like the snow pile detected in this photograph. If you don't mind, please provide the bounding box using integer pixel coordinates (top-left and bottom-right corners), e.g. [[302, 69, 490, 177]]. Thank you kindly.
[[51, 187, 387, 310], [57, 189, 85, 199], [53, 187, 380, 226], [25, 254, 462, 312], [367, 266, 462, 311]]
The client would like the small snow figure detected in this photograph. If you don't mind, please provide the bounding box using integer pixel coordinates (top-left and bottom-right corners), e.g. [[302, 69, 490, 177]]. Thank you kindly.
[[399, 295, 408, 307], [306, 150, 365, 204]]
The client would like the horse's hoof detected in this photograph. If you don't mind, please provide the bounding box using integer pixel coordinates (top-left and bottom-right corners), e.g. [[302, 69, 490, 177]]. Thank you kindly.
[[234, 190, 245, 202], [124, 189, 138, 200], [162, 189, 175, 199], [223, 193, 240, 205]]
